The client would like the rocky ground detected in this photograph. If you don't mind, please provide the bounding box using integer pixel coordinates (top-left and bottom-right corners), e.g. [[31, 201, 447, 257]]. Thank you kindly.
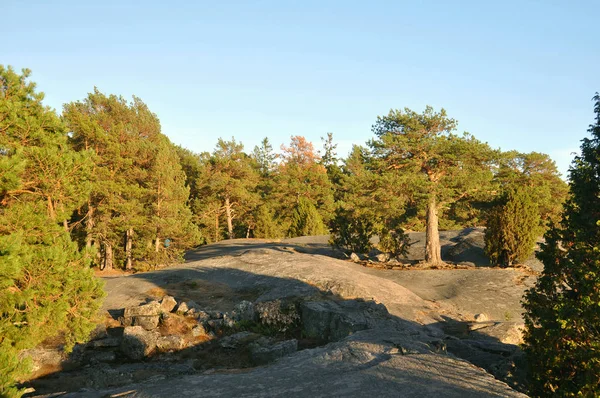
[[21, 228, 539, 397]]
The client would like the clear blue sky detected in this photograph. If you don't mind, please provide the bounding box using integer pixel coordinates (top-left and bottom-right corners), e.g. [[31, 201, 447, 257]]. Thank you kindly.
[[4, 0, 599, 177]]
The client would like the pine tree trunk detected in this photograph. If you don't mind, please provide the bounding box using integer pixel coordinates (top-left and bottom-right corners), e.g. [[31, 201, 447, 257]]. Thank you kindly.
[[425, 196, 443, 264], [85, 205, 94, 249], [155, 236, 160, 253], [63, 219, 69, 233], [215, 211, 220, 242], [104, 242, 113, 271], [225, 197, 234, 239], [125, 228, 133, 270]]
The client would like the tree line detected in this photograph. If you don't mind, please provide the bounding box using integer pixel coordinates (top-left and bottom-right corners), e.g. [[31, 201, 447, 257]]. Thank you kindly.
[[0, 65, 577, 396]]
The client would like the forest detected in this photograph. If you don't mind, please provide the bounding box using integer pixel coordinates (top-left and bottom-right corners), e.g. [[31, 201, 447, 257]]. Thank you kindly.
[[3, 65, 598, 397]]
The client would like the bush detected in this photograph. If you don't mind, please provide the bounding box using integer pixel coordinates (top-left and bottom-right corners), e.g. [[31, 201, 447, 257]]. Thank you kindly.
[[288, 197, 327, 237], [329, 208, 374, 254], [254, 205, 283, 239], [484, 187, 540, 266]]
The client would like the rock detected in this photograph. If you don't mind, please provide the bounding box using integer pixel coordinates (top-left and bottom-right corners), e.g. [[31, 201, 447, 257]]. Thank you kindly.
[[376, 253, 390, 262], [474, 313, 488, 322], [208, 310, 224, 319], [191, 323, 209, 337], [470, 322, 524, 345], [156, 335, 187, 352], [175, 301, 189, 315], [160, 313, 192, 335], [207, 319, 224, 333], [249, 339, 298, 365], [300, 300, 383, 341], [350, 252, 360, 262], [82, 350, 117, 364], [19, 348, 63, 372], [223, 313, 236, 328], [219, 331, 261, 349], [90, 337, 121, 348], [160, 296, 177, 313], [89, 323, 108, 340], [120, 326, 160, 360], [195, 310, 211, 322], [232, 300, 255, 322], [123, 301, 161, 330]]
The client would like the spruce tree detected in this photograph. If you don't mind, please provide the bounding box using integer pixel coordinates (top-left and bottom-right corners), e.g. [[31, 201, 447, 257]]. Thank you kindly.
[[522, 94, 600, 396], [484, 187, 540, 267], [0, 66, 104, 396]]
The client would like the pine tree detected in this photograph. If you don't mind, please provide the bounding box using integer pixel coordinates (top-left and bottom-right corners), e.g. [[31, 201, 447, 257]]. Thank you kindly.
[[0, 66, 104, 397], [370, 107, 495, 265], [484, 187, 540, 267], [253, 204, 283, 239], [522, 94, 600, 396]]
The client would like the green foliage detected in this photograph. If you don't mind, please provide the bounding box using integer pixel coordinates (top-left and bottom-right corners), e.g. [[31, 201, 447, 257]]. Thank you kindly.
[[329, 208, 374, 254], [0, 66, 105, 396], [369, 106, 496, 263], [288, 197, 327, 237], [253, 204, 283, 239], [484, 187, 540, 267], [495, 150, 568, 232], [522, 94, 600, 397]]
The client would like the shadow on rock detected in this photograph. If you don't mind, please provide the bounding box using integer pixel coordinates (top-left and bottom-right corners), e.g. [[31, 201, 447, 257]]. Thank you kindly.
[[20, 265, 529, 398]]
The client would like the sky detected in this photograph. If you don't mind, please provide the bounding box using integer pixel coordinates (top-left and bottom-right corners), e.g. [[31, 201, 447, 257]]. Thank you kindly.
[[3, 0, 599, 178]]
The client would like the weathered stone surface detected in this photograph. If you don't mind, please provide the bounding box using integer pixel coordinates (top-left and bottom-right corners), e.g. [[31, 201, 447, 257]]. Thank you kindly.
[[72, 330, 526, 398], [223, 313, 236, 328], [471, 322, 524, 345], [196, 310, 211, 322], [249, 339, 298, 365], [120, 326, 160, 360], [350, 252, 360, 262], [156, 335, 187, 352], [219, 331, 261, 349], [376, 253, 390, 262], [89, 323, 108, 340], [232, 300, 255, 322], [19, 348, 64, 372], [207, 319, 224, 332], [160, 296, 178, 313], [123, 301, 161, 330], [90, 337, 121, 348], [175, 301, 189, 315], [474, 313, 488, 322], [191, 323, 209, 337], [300, 300, 386, 341]]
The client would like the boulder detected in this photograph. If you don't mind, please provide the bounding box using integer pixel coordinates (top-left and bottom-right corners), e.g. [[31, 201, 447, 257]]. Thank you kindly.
[[350, 252, 361, 262], [232, 300, 255, 322], [123, 301, 161, 330], [160, 313, 192, 335], [90, 337, 121, 348], [175, 301, 189, 315], [219, 331, 262, 349], [223, 313, 236, 328], [196, 310, 211, 322], [120, 326, 160, 360], [300, 300, 379, 341], [474, 313, 488, 322], [160, 296, 177, 313], [376, 253, 390, 263], [249, 339, 298, 365], [470, 322, 524, 345], [89, 323, 108, 340], [156, 335, 187, 352], [191, 323, 209, 337], [19, 348, 63, 373], [207, 319, 224, 333]]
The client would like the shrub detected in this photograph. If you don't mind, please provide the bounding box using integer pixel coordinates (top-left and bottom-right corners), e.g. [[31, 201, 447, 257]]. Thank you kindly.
[[288, 197, 327, 237], [484, 187, 540, 267]]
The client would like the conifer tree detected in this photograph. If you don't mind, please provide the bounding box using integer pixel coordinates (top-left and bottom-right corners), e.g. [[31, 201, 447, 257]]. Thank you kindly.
[[522, 94, 600, 396], [370, 107, 495, 265], [484, 186, 540, 267], [288, 197, 327, 237], [275, 136, 334, 229], [0, 66, 104, 396]]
